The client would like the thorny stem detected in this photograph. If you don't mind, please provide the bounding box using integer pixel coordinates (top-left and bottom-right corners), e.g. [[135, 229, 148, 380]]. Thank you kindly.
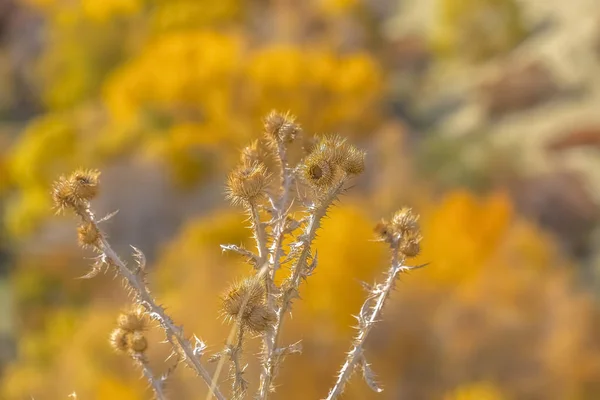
[[231, 325, 248, 399], [249, 204, 268, 265], [82, 209, 226, 400], [326, 246, 409, 400], [260, 182, 342, 399], [259, 142, 293, 394], [134, 355, 167, 400]]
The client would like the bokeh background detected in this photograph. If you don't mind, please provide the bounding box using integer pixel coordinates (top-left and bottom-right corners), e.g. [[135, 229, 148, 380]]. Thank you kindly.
[[1, 0, 600, 398]]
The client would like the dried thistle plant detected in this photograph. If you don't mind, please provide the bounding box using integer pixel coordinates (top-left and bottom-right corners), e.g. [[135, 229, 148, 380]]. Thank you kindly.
[[52, 111, 425, 400]]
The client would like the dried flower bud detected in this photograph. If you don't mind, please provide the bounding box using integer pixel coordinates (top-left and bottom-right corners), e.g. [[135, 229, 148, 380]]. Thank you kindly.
[[110, 328, 130, 353], [221, 278, 274, 332], [69, 169, 100, 202], [222, 278, 264, 319], [300, 156, 337, 190], [117, 307, 148, 333], [127, 331, 148, 353], [245, 304, 277, 333], [77, 222, 101, 249], [52, 176, 85, 214], [240, 140, 262, 166], [400, 231, 422, 258], [226, 162, 271, 206], [339, 146, 366, 175], [374, 220, 394, 243], [391, 207, 420, 234], [264, 110, 301, 144]]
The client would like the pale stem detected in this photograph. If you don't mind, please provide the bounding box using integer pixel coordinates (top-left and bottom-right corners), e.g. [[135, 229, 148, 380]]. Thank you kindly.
[[83, 209, 226, 400], [134, 355, 167, 400], [325, 247, 403, 400]]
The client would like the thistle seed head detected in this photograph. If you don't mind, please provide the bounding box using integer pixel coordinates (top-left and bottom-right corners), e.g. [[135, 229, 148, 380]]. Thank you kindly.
[[127, 331, 148, 354], [226, 161, 271, 206], [264, 110, 301, 144], [77, 222, 101, 249], [51, 169, 100, 214], [69, 169, 100, 202], [117, 307, 148, 333], [240, 140, 262, 166], [391, 207, 420, 235], [300, 156, 337, 190], [109, 328, 130, 354], [221, 278, 275, 333], [399, 231, 422, 258]]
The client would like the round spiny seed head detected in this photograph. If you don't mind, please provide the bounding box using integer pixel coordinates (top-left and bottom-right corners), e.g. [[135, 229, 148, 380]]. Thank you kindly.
[[226, 162, 270, 206], [240, 140, 262, 166], [51, 176, 82, 214], [127, 331, 148, 353], [77, 222, 101, 249], [221, 278, 266, 324], [245, 304, 276, 333], [400, 231, 422, 258], [391, 207, 420, 234], [117, 307, 148, 333], [68, 169, 100, 202], [263, 110, 301, 144], [339, 146, 366, 175], [300, 155, 337, 191], [374, 220, 394, 243], [110, 328, 130, 354]]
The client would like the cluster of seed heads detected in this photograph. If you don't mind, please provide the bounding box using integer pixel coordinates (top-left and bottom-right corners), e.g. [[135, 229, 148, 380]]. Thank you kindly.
[[110, 307, 149, 355], [50, 110, 424, 400]]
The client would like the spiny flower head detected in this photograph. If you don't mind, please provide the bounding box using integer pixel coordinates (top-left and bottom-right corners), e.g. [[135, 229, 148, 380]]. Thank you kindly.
[[399, 230, 422, 258], [68, 169, 100, 202], [117, 307, 148, 333], [226, 161, 271, 206], [299, 135, 365, 191], [391, 207, 420, 235], [52, 176, 79, 214], [263, 110, 302, 145], [110, 307, 150, 355], [51, 169, 101, 214], [77, 222, 101, 249], [127, 331, 148, 353], [240, 140, 262, 166], [221, 277, 276, 333], [375, 207, 422, 252], [110, 328, 130, 354]]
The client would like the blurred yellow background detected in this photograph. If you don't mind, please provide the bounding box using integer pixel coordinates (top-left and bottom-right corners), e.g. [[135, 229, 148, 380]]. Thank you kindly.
[[1, 0, 600, 398]]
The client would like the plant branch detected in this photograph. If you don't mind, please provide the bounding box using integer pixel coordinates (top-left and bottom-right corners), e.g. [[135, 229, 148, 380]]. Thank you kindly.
[[82, 209, 226, 400], [259, 181, 343, 399], [325, 245, 412, 400], [134, 355, 168, 400]]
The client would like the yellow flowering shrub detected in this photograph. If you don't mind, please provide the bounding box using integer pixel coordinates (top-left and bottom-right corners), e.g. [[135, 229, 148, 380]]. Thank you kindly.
[[431, 0, 527, 61]]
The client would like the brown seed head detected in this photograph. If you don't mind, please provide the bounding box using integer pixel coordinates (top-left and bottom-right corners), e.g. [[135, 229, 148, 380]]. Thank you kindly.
[[240, 140, 262, 166], [340, 146, 366, 175], [400, 231, 422, 258], [221, 278, 273, 331], [117, 307, 148, 333], [51, 176, 81, 214], [127, 331, 148, 353], [68, 169, 100, 202], [391, 207, 420, 234], [264, 110, 301, 144], [245, 304, 277, 333], [222, 278, 265, 320], [110, 328, 130, 354], [226, 162, 270, 206], [300, 154, 337, 190], [77, 222, 101, 249], [374, 220, 394, 243]]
